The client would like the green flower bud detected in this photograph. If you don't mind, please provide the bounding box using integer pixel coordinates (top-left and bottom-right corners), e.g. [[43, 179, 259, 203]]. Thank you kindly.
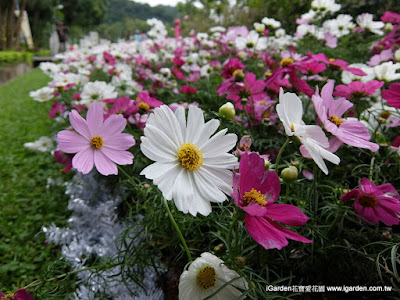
[[219, 102, 236, 120], [281, 166, 298, 183]]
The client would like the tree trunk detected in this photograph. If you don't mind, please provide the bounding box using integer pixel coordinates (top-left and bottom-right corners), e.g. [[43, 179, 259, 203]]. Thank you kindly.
[[6, 0, 16, 49], [14, 0, 28, 50]]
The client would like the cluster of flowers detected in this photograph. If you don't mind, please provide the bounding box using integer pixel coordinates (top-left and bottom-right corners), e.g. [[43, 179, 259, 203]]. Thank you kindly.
[[24, 1, 400, 298]]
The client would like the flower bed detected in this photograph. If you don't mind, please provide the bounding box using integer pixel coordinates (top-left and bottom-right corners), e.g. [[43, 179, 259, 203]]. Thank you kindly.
[[11, 3, 400, 299]]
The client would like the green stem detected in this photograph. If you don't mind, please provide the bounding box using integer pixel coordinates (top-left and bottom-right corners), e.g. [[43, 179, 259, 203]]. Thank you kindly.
[[23, 265, 109, 290], [118, 165, 138, 188], [275, 137, 290, 173], [369, 155, 376, 181], [285, 183, 290, 203], [162, 197, 192, 262]]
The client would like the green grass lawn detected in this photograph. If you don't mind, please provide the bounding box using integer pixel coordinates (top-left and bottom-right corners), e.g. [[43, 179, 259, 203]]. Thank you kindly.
[[0, 68, 73, 297]]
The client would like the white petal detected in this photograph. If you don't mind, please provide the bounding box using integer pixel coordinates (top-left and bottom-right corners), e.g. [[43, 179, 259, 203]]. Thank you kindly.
[[196, 119, 220, 148], [140, 137, 176, 163], [185, 105, 204, 144]]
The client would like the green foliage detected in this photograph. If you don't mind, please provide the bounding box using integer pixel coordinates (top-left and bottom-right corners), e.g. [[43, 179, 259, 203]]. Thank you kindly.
[[0, 51, 33, 67], [105, 0, 179, 25], [296, 32, 381, 64], [0, 69, 73, 297]]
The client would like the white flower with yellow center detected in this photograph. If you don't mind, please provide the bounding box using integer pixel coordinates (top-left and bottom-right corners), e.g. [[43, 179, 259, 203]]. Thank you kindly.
[[179, 252, 248, 300], [140, 105, 238, 216]]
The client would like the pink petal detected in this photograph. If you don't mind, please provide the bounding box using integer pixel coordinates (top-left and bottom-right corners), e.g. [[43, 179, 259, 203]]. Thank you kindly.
[[245, 215, 289, 250], [374, 205, 400, 226], [69, 110, 92, 140], [359, 178, 377, 194], [100, 147, 134, 165], [86, 102, 104, 136], [354, 204, 379, 224], [266, 204, 309, 226], [100, 114, 128, 139], [105, 133, 136, 150], [57, 130, 89, 153], [72, 147, 94, 174], [14, 289, 34, 300], [94, 150, 118, 175], [242, 202, 268, 217]]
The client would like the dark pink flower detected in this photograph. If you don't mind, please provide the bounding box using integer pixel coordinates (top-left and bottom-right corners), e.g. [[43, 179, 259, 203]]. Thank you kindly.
[[382, 82, 400, 109], [381, 11, 400, 24], [0, 288, 34, 300], [217, 72, 267, 110], [105, 97, 138, 119], [57, 102, 135, 175], [179, 85, 198, 94], [49, 100, 66, 118], [173, 57, 185, 67], [54, 150, 73, 173], [341, 178, 400, 226], [221, 58, 245, 79], [308, 52, 367, 76], [334, 80, 384, 99], [136, 91, 163, 110], [232, 152, 311, 250], [312, 80, 379, 152]]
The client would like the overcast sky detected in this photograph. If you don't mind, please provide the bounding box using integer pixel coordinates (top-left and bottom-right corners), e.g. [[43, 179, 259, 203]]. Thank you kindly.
[[131, 0, 182, 6]]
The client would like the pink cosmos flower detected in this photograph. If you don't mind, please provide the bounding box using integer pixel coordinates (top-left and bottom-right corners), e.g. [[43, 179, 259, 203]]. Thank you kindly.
[[179, 85, 198, 94], [217, 72, 267, 110], [136, 91, 163, 110], [367, 49, 393, 66], [56, 102, 135, 175], [105, 97, 138, 119], [0, 289, 34, 300], [49, 100, 66, 118], [333, 80, 384, 99], [308, 52, 367, 76], [312, 80, 379, 152], [232, 152, 312, 250], [221, 58, 245, 79], [54, 150, 73, 173], [341, 178, 400, 226], [391, 136, 400, 155], [382, 82, 400, 109]]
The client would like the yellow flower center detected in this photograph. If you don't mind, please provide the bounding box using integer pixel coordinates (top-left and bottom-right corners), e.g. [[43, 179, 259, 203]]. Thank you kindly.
[[329, 58, 336, 62], [265, 72, 272, 77], [263, 111, 270, 118], [328, 115, 343, 127], [242, 188, 267, 206], [280, 58, 294, 67], [90, 136, 104, 149], [358, 194, 377, 208], [138, 102, 150, 111], [290, 123, 295, 132], [379, 111, 391, 119], [2, 295, 16, 300], [232, 69, 244, 77], [197, 266, 216, 289], [177, 143, 203, 171]]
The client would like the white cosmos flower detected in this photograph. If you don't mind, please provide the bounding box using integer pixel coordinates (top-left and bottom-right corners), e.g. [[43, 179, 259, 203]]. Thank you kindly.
[[373, 61, 400, 82], [356, 13, 384, 36], [235, 30, 267, 51], [29, 86, 55, 102], [341, 63, 375, 84], [24, 136, 54, 152], [140, 105, 238, 217], [276, 88, 340, 175], [79, 80, 118, 106], [179, 252, 248, 300]]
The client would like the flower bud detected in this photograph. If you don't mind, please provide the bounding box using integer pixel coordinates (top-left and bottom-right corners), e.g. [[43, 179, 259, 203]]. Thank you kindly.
[[219, 102, 236, 120], [281, 166, 298, 183], [253, 22, 266, 33], [394, 49, 400, 62], [235, 256, 246, 268], [384, 23, 393, 33]]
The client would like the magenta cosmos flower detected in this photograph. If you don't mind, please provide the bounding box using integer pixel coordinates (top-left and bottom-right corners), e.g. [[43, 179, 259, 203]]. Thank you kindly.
[[382, 82, 400, 109], [312, 80, 379, 152], [334, 80, 384, 99], [232, 152, 312, 250], [0, 289, 34, 300], [341, 178, 400, 226], [57, 102, 135, 175]]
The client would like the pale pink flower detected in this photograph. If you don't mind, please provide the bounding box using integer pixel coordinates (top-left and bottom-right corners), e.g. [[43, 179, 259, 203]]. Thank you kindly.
[[57, 102, 135, 175], [312, 80, 379, 152]]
